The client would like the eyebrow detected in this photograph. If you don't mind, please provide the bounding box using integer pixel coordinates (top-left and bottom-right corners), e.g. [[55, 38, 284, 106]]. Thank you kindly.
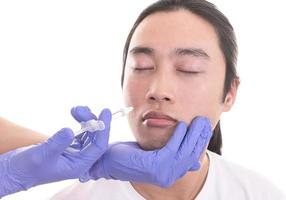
[[129, 46, 210, 59], [129, 46, 154, 55], [175, 48, 210, 59]]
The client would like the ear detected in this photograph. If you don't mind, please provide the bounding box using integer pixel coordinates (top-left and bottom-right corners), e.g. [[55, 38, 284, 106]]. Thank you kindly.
[[222, 78, 240, 112]]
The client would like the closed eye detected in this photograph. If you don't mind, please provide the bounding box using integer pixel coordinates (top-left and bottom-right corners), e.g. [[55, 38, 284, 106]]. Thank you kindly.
[[132, 67, 154, 71], [177, 69, 200, 74]]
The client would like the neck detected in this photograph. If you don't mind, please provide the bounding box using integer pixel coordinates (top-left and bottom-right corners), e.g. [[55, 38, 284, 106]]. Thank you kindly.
[[131, 152, 209, 200]]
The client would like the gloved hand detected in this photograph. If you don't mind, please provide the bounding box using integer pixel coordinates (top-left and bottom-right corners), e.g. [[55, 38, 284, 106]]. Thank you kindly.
[[71, 107, 212, 188], [0, 107, 111, 198]]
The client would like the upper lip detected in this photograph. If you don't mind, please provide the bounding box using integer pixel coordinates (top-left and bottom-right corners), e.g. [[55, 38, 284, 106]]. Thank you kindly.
[[142, 110, 177, 122]]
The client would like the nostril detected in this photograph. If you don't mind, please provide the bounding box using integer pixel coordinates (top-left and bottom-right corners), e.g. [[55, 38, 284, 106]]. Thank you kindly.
[[148, 96, 171, 102]]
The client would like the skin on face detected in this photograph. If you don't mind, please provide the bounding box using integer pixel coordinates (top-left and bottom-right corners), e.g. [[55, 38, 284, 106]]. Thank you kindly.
[[123, 9, 237, 150]]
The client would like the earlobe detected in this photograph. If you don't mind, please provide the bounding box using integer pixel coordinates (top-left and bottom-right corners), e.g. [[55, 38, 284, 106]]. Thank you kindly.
[[223, 96, 233, 112], [222, 78, 240, 112]]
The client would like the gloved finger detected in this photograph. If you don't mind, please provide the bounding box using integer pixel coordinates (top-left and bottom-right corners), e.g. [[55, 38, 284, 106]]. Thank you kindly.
[[173, 138, 205, 180], [177, 117, 207, 160], [188, 121, 212, 170], [173, 142, 203, 181], [189, 161, 201, 171], [187, 138, 207, 171], [185, 137, 206, 171], [80, 108, 112, 158], [71, 106, 97, 123], [44, 128, 74, 157], [158, 122, 187, 157], [194, 121, 212, 157], [92, 108, 112, 143]]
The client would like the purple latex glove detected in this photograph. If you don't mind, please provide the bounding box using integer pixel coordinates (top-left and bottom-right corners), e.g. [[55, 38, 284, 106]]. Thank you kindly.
[[71, 107, 212, 188], [0, 107, 111, 198]]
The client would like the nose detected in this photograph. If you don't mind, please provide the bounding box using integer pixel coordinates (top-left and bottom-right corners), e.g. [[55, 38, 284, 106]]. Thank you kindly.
[[145, 73, 175, 104]]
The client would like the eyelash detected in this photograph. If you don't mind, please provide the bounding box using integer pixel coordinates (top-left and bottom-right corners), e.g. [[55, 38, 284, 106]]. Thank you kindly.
[[177, 69, 200, 74], [132, 67, 200, 75], [132, 67, 153, 71]]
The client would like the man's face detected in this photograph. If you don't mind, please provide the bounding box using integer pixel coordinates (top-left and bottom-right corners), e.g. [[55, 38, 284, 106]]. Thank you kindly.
[[123, 10, 230, 150]]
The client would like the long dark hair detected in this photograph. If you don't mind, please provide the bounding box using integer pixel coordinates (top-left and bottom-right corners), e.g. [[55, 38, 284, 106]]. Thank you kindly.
[[121, 0, 239, 155]]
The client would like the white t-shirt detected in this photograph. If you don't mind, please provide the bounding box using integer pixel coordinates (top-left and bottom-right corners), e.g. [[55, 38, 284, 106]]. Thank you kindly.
[[51, 151, 285, 200]]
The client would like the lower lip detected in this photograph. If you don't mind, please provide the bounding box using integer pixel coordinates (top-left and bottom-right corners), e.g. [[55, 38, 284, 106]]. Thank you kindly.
[[143, 118, 177, 128]]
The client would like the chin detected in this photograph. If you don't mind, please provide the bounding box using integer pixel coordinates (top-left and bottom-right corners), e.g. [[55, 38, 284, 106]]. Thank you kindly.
[[137, 136, 170, 151], [133, 124, 176, 150]]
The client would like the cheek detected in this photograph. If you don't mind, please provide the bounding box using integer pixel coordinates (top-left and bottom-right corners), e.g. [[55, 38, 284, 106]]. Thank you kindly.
[[123, 75, 146, 107], [177, 77, 224, 129]]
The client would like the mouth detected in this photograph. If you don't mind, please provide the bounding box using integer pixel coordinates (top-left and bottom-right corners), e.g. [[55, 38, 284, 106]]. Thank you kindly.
[[142, 110, 178, 128]]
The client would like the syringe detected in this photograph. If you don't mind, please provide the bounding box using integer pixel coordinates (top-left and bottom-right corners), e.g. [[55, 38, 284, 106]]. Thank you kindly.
[[75, 106, 133, 135]]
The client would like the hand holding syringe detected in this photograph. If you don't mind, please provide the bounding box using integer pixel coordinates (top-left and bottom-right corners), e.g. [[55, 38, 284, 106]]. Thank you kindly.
[[68, 106, 133, 182], [75, 106, 133, 135], [0, 106, 134, 197]]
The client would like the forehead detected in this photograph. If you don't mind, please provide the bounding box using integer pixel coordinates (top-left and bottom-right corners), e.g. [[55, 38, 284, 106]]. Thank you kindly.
[[129, 9, 222, 59]]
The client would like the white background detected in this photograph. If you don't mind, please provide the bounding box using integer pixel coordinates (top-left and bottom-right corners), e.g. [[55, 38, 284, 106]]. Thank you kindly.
[[0, 0, 285, 199]]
